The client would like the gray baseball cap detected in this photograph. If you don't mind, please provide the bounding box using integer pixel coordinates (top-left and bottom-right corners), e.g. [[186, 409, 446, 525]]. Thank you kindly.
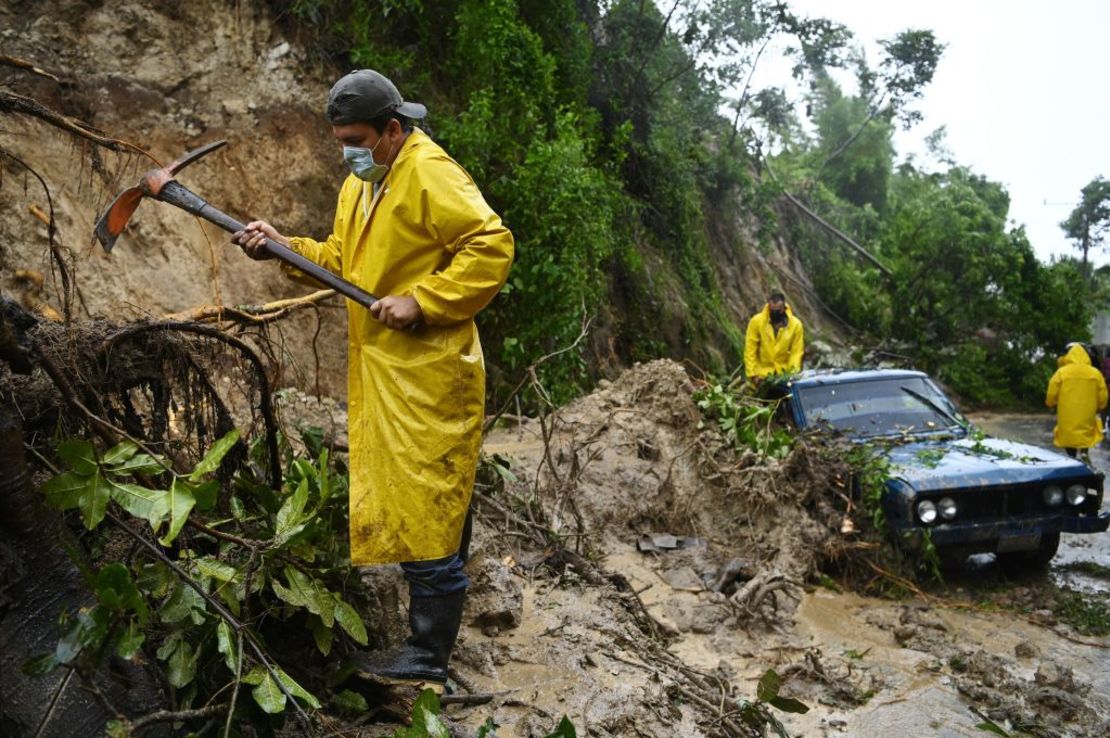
[[325, 69, 427, 125]]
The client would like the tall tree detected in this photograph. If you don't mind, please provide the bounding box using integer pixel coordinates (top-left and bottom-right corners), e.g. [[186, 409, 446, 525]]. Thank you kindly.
[[1060, 175, 1110, 277]]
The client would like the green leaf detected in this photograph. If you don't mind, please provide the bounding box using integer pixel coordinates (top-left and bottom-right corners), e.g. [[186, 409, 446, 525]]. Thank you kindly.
[[78, 469, 112, 529], [242, 664, 265, 686], [96, 563, 149, 622], [105, 719, 131, 738], [218, 584, 242, 619], [332, 689, 368, 715], [274, 479, 310, 540], [301, 426, 325, 458], [45, 469, 111, 529], [317, 449, 332, 505], [167, 639, 197, 688], [249, 666, 321, 713], [56, 608, 109, 664], [216, 621, 240, 673], [194, 557, 241, 585], [276, 567, 333, 627], [157, 477, 196, 546], [769, 696, 809, 714], [401, 689, 448, 738], [311, 618, 334, 656], [101, 440, 139, 466], [273, 666, 321, 709], [159, 582, 205, 624], [109, 453, 167, 476], [156, 633, 182, 661], [476, 717, 500, 738], [116, 621, 145, 660], [757, 668, 781, 702], [189, 429, 240, 482], [192, 480, 219, 511], [42, 471, 90, 511], [333, 598, 368, 645], [22, 652, 59, 677], [252, 673, 286, 714], [57, 439, 97, 475], [542, 716, 577, 738], [108, 480, 170, 531]]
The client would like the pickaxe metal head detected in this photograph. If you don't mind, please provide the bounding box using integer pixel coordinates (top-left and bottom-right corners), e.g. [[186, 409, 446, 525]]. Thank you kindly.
[[94, 140, 228, 252]]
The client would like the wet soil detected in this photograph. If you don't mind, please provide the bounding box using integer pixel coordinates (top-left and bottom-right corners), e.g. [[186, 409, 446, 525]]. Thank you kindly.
[[448, 366, 1110, 738]]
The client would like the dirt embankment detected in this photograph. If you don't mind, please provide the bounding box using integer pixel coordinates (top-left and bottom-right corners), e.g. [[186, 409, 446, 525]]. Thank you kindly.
[[1, 0, 350, 396]]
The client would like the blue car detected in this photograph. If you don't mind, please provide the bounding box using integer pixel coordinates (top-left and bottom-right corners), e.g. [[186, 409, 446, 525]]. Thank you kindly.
[[786, 369, 1109, 568]]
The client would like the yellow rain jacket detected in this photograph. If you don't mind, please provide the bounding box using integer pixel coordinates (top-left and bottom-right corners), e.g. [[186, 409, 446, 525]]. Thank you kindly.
[[744, 304, 804, 379], [285, 129, 513, 565], [1046, 344, 1108, 449]]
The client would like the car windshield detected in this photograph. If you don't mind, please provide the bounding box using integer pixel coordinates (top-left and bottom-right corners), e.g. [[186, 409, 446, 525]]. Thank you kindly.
[[795, 376, 966, 437]]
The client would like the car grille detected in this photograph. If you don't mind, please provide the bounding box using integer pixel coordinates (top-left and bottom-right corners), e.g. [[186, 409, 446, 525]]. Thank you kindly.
[[922, 480, 1101, 520]]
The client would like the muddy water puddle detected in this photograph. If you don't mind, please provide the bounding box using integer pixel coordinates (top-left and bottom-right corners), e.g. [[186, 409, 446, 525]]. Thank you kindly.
[[599, 542, 1110, 737], [970, 412, 1110, 594]]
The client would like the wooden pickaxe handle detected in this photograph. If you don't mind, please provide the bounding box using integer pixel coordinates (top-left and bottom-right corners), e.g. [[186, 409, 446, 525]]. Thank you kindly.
[[158, 180, 378, 310]]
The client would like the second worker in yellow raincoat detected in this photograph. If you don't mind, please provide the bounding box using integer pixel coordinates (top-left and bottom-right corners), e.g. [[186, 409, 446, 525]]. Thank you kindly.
[[744, 291, 804, 385], [1046, 343, 1108, 459], [233, 69, 513, 687]]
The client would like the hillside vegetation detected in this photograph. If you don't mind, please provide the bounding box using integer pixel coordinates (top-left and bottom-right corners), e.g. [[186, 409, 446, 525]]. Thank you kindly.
[[269, 0, 1093, 408]]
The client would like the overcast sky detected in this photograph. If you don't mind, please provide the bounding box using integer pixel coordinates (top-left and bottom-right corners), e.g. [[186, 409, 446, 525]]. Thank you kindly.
[[763, 0, 1110, 268]]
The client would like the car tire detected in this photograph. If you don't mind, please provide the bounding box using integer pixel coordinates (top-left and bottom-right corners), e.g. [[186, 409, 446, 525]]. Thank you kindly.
[[996, 532, 1061, 574]]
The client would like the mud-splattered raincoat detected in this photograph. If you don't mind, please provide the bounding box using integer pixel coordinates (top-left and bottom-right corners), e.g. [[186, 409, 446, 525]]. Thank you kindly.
[[285, 129, 513, 565], [1045, 344, 1108, 449], [744, 304, 805, 379]]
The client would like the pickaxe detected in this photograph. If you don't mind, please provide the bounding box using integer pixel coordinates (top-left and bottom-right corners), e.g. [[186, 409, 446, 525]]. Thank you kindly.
[[94, 140, 378, 309]]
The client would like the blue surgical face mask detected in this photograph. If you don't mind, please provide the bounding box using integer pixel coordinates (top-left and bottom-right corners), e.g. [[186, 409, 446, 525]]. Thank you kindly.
[[343, 136, 388, 183]]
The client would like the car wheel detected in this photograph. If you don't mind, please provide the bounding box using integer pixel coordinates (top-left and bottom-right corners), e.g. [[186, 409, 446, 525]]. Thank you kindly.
[[996, 532, 1061, 574]]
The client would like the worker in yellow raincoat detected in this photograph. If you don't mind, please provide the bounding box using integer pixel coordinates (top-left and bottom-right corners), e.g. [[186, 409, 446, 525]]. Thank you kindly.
[[233, 69, 513, 687], [744, 291, 804, 387], [1046, 343, 1108, 462]]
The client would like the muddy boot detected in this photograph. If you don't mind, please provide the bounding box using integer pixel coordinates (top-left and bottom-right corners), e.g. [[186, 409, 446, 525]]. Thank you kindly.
[[353, 589, 466, 686]]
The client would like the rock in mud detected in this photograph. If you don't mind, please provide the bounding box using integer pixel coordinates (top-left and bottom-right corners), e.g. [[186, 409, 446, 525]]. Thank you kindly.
[[465, 556, 523, 635]]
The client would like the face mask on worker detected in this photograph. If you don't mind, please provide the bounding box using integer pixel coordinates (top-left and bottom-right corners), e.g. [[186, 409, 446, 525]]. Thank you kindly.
[[343, 135, 389, 183], [769, 307, 786, 321]]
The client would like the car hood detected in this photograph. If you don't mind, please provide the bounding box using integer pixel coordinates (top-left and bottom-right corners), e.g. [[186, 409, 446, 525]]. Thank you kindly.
[[884, 436, 1091, 492]]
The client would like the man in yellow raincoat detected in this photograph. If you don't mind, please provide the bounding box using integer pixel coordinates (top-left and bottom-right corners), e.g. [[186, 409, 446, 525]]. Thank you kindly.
[[1046, 343, 1108, 462], [233, 69, 513, 686], [744, 291, 804, 386]]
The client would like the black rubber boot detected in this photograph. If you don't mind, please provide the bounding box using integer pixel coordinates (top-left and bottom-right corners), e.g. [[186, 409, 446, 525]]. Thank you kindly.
[[354, 589, 466, 685]]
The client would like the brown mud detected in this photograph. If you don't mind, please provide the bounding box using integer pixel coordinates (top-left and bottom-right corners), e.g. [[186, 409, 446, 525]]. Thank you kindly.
[[435, 362, 1110, 738]]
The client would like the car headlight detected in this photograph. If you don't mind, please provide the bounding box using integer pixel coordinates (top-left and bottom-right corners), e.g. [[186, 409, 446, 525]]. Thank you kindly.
[[916, 499, 938, 524], [1043, 486, 1064, 506], [938, 497, 957, 520], [1066, 484, 1087, 506]]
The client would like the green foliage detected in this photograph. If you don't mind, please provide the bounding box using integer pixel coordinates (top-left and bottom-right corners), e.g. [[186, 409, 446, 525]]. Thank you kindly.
[[30, 428, 363, 729], [720, 668, 810, 738], [843, 444, 891, 532], [487, 112, 623, 404], [694, 382, 793, 458], [1060, 175, 1110, 273]]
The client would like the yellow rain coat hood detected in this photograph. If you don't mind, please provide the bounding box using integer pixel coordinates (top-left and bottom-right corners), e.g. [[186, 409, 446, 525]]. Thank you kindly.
[[744, 303, 805, 379], [285, 129, 513, 565], [1045, 344, 1108, 449]]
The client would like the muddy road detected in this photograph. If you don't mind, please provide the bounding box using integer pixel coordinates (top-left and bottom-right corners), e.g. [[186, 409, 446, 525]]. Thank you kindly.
[[462, 372, 1110, 738]]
